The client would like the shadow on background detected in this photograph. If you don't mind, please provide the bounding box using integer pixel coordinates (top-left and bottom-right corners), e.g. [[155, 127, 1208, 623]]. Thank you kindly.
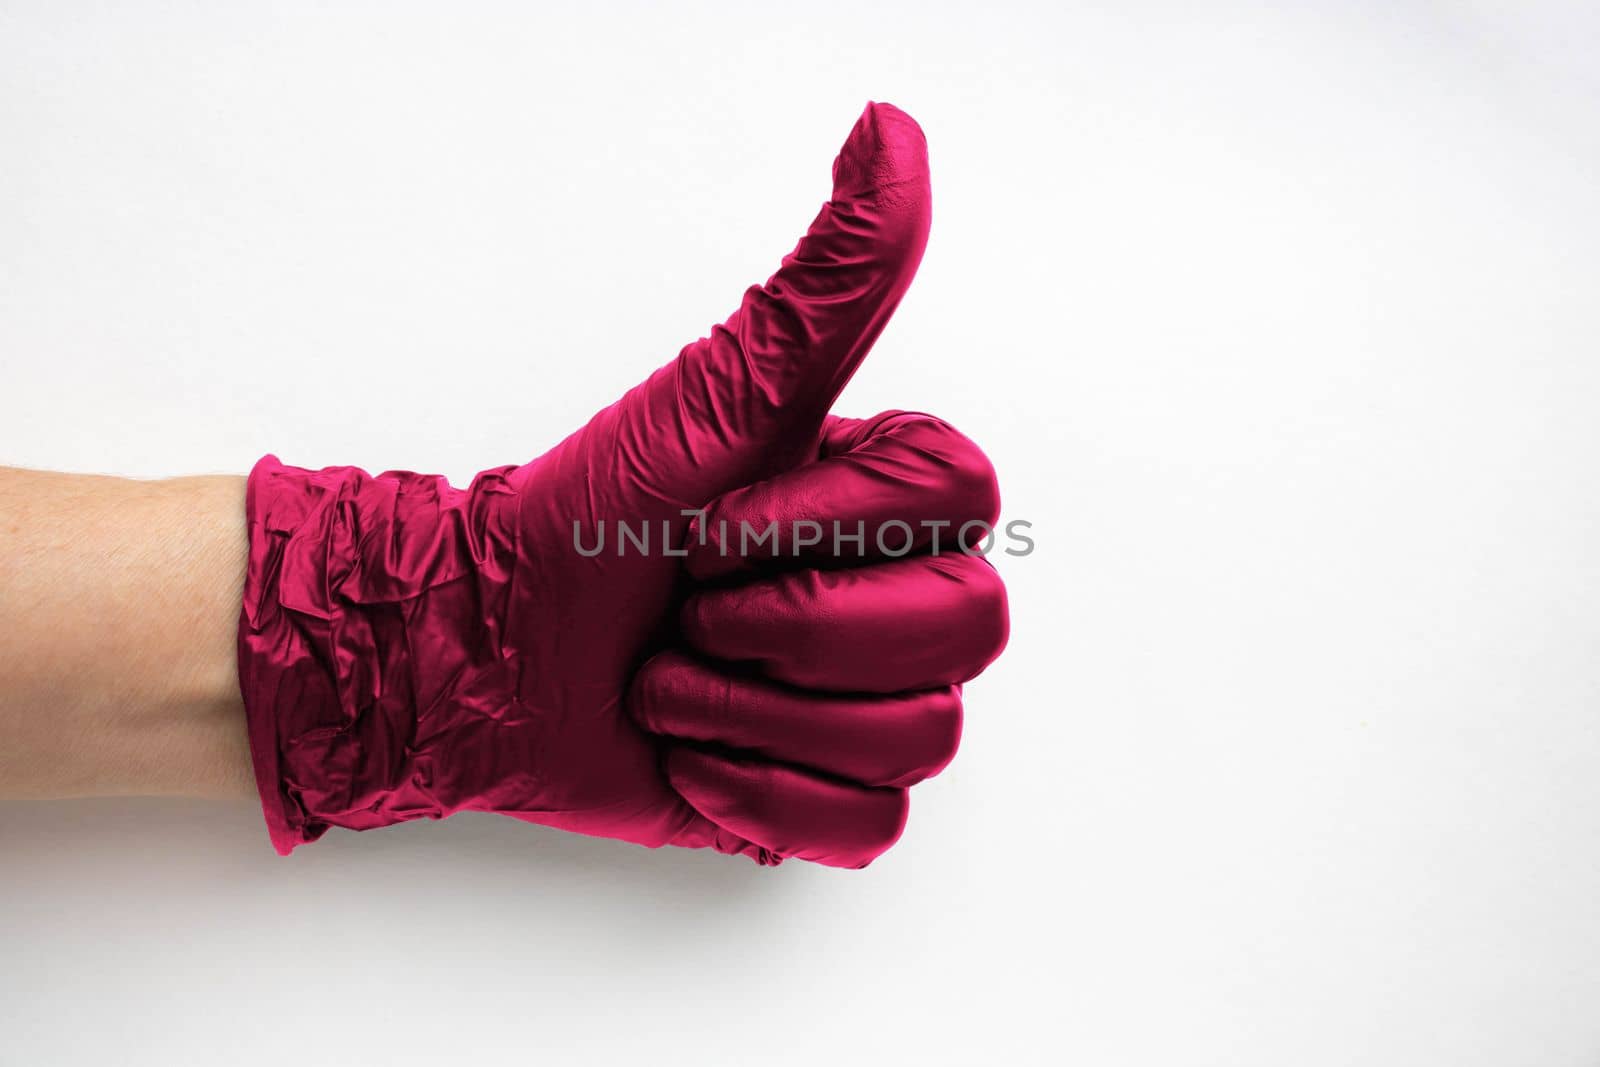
[[0, 796, 806, 960]]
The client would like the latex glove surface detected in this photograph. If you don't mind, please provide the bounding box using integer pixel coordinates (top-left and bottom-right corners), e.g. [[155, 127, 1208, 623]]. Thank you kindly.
[[237, 103, 1009, 867]]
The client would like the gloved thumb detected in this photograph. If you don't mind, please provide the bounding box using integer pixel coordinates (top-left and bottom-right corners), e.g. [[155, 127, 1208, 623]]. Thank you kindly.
[[618, 101, 932, 501]]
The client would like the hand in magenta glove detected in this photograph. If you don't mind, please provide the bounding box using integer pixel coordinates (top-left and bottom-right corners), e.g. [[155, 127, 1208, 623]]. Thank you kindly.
[[238, 102, 1009, 867]]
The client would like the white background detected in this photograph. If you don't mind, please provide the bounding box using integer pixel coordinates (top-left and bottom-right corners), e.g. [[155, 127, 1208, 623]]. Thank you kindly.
[[3, 2, 1599, 1064]]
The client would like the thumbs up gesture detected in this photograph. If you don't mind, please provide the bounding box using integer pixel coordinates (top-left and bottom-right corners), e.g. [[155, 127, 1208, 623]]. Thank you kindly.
[[237, 103, 1009, 868]]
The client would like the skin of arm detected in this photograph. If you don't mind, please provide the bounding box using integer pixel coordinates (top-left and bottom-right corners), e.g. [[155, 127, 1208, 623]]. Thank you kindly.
[[0, 467, 254, 799]]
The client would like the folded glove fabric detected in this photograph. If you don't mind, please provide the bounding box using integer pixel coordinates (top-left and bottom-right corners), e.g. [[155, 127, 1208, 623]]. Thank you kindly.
[[236, 103, 1009, 868]]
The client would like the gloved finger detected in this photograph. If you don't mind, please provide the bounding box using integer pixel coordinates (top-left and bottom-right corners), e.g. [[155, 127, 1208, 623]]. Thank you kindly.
[[661, 805, 782, 867], [630, 649, 962, 788], [665, 746, 910, 869], [686, 410, 999, 580], [682, 551, 1009, 693], [622, 102, 932, 501]]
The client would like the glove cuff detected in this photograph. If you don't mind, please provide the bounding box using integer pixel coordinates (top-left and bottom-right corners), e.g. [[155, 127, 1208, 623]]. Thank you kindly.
[[235, 454, 519, 854]]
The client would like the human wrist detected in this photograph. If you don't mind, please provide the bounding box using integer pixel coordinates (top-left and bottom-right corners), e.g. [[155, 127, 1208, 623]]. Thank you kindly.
[[0, 468, 252, 799]]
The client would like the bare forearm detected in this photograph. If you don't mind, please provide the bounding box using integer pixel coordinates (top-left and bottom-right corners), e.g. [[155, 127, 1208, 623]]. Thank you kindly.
[[0, 467, 253, 799]]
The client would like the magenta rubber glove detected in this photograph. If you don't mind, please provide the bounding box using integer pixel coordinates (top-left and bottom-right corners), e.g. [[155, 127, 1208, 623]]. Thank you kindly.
[[237, 103, 1009, 867]]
